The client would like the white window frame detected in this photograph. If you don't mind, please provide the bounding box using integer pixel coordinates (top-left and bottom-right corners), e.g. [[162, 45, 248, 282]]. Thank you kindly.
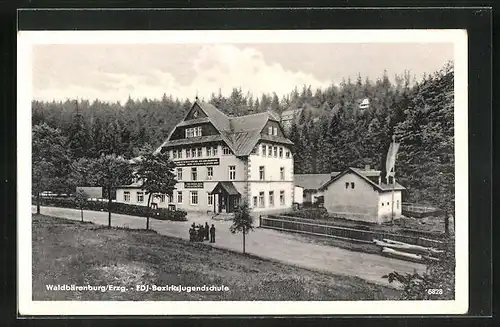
[[262, 144, 266, 157], [191, 167, 198, 181], [259, 166, 265, 180], [173, 150, 178, 159], [280, 190, 285, 205], [207, 167, 213, 180], [285, 150, 290, 158], [177, 191, 183, 203], [207, 193, 213, 205], [207, 147, 212, 156], [268, 126, 273, 135], [259, 192, 265, 207], [192, 148, 197, 158], [279, 147, 283, 158], [190, 191, 199, 205], [177, 168, 183, 181], [137, 191, 144, 203], [253, 196, 258, 207], [213, 146, 218, 156], [223, 147, 231, 155], [229, 165, 236, 180], [186, 148, 191, 158], [269, 191, 274, 207], [280, 167, 285, 180], [178, 149, 183, 159], [273, 146, 278, 157], [273, 127, 277, 136], [124, 191, 130, 202], [197, 147, 202, 157]]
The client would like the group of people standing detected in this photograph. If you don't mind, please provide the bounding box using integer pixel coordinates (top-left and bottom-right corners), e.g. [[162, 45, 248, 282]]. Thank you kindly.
[[189, 222, 216, 243]]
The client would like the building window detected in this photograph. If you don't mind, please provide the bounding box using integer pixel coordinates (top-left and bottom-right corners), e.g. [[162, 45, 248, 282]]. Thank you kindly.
[[137, 192, 144, 203], [259, 166, 265, 180], [269, 191, 274, 207], [285, 150, 290, 158], [280, 167, 285, 180], [168, 194, 173, 203], [123, 191, 130, 202], [279, 147, 283, 158], [177, 168, 183, 181], [229, 165, 236, 180], [223, 147, 232, 155], [280, 190, 285, 205], [381, 202, 384, 207], [262, 144, 266, 156], [191, 167, 197, 181], [177, 191, 183, 203], [172, 150, 178, 159], [268, 145, 272, 156], [253, 196, 258, 207], [273, 146, 277, 157], [351, 182, 355, 189], [192, 148, 198, 158], [259, 192, 265, 207], [186, 148, 191, 158], [273, 127, 277, 136], [197, 147, 203, 157], [207, 147, 212, 156], [207, 167, 213, 180], [268, 126, 273, 135], [186, 127, 202, 138], [207, 193, 213, 205], [345, 182, 349, 189], [178, 149, 183, 159], [251, 146, 258, 155], [213, 146, 218, 156], [190, 191, 198, 205], [158, 194, 165, 203], [387, 202, 390, 206]]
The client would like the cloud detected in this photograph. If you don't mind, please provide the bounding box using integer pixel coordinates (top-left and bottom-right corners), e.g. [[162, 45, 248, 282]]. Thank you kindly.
[[32, 44, 331, 103]]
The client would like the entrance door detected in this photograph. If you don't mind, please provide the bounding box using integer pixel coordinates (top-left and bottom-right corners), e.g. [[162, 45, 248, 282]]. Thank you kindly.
[[218, 193, 226, 213]]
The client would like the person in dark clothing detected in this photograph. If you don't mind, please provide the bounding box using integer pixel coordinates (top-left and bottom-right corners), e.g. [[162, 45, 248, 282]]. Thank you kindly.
[[199, 225, 205, 242], [189, 227, 194, 242], [209, 224, 216, 243], [204, 222, 210, 240], [191, 222, 196, 229]]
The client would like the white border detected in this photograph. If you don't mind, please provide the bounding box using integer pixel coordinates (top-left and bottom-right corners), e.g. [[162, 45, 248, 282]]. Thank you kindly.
[[17, 29, 468, 316]]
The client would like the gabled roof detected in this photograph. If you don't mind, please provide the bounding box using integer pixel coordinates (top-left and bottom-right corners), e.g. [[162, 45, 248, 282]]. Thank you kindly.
[[157, 101, 293, 156], [294, 172, 340, 191], [319, 167, 406, 192], [209, 181, 240, 195]]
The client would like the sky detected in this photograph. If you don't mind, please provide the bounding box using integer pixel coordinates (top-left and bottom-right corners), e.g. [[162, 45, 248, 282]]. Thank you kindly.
[[32, 43, 454, 103]]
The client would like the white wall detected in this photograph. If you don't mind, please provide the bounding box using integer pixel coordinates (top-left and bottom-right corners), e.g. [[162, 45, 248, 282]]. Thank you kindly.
[[294, 186, 303, 204], [323, 172, 379, 223], [377, 191, 402, 222]]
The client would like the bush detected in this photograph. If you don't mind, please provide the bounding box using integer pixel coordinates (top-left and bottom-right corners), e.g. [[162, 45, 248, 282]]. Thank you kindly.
[[285, 208, 329, 220], [32, 196, 187, 221]]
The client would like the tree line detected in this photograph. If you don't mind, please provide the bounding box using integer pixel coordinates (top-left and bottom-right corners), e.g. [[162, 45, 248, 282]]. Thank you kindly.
[[32, 61, 454, 215]]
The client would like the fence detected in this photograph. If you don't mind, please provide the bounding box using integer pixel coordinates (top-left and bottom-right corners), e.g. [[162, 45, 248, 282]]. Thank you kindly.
[[260, 215, 444, 249]]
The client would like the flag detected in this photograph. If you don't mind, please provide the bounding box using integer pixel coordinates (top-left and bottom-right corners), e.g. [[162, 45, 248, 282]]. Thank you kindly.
[[385, 141, 400, 183]]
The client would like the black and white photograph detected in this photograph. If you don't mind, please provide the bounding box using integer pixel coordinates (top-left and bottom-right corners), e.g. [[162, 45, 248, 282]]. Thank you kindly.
[[17, 29, 468, 315]]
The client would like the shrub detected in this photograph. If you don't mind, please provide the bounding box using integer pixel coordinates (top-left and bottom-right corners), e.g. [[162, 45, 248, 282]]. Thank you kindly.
[[285, 208, 329, 220], [32, 196, 187, 221]]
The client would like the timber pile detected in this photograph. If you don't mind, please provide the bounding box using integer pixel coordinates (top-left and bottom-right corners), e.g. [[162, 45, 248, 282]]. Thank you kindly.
[[373, 238, 442, 263]]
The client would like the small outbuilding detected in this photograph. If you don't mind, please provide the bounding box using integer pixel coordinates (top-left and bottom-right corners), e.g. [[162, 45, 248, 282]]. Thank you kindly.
[[319, 167, 406, 224]]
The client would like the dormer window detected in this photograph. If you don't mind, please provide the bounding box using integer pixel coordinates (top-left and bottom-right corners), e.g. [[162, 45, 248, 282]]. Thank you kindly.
[[273, 127, 277, 136], [268, 126, 273, 135], [185, 126, 202, 138]]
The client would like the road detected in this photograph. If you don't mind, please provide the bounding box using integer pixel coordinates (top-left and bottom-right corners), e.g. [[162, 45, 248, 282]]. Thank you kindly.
[[31, 206, 426, 288]]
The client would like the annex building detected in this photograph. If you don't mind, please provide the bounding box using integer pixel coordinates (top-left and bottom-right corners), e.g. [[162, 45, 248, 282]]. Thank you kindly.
[[116, 100, 295, 214]]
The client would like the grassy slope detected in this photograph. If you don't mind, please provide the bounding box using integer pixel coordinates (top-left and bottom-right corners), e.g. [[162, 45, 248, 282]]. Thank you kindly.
[[32, 214, 400, 301]]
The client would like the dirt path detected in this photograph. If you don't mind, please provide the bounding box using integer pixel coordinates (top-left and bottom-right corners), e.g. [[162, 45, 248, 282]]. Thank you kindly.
[[31, 206, 426, 288]]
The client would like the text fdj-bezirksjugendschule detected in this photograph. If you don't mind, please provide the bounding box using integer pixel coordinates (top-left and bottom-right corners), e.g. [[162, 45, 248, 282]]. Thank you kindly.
[[45, 284, 230, 293]]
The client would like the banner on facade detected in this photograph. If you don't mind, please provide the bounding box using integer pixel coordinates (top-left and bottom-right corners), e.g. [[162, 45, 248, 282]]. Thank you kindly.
[[184, 182, 204, 189], [175, 158, 220, 167]]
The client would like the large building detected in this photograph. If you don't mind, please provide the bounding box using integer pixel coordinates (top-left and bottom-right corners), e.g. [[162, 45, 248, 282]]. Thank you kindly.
[[116, 100, 295, 214], [319, 167, 406, 224]]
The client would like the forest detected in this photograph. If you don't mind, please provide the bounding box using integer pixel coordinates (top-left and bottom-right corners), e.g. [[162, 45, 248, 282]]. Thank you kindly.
[[32, 61, 454, 215]]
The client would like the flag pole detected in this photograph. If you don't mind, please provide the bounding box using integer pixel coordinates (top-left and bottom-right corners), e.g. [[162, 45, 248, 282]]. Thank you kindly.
[[391, 135, 396, 226]]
